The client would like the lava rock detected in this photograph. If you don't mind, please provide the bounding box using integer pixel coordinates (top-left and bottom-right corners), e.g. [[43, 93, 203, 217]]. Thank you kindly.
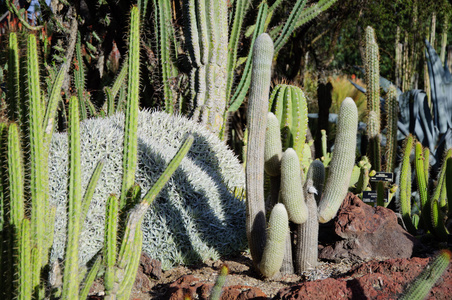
[[273, 256, 452, 299], [164, 275, 267, 300], [319, 193, 418, 262]]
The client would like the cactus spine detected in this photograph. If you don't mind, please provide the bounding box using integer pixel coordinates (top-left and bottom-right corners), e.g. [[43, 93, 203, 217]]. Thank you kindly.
[[245, 33, 274, 267], [318, 97, 358, 223]]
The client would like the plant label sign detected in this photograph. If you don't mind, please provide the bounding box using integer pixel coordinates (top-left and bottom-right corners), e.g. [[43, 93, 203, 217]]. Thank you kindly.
[[363, 190, 389, 206], [369, 172, 394, 182]]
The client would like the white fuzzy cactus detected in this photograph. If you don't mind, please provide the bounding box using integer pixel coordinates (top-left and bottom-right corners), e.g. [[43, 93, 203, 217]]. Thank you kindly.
[[49, 110, 246, 270]]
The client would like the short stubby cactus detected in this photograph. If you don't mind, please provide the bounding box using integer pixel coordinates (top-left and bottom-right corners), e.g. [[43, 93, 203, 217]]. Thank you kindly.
[[49, 110, 246, 270]]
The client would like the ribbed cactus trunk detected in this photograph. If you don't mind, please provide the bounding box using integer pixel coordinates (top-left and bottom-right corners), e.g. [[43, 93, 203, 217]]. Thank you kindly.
[[269, 84, 309, 168], [246, 33, 274, 267], [364, 26, 381, 172], [318, 97, 358, 223], [185, 0, 228, 134]]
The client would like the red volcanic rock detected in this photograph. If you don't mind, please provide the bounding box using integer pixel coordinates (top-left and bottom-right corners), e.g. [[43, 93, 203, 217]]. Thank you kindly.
[[273, 256, 452, 299], [319, 193, 417, 262], [164, 275, 268, 300]]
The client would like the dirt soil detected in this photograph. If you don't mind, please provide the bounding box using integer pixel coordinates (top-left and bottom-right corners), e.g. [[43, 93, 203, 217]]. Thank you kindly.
[[88, 251, 371, 299]]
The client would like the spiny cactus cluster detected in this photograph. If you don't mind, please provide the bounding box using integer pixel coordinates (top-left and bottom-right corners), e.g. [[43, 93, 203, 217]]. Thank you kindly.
[[245, 33, 358, 278], [49, 110, 246, 270]]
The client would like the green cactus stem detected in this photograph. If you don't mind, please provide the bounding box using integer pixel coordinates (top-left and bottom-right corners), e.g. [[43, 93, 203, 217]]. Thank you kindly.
[[155, 0, 178, 113], [318, 97, 358, 223], [79, 256, 101, 300], [228, 2, 267, 113], [384, 85, 398, 173], [104, 58, 128, 116], [400, 249, 451, 300], [107, 135, 193, 298], [264, 112, 282, 177], [447, 157, 452, 219], [259, 203, 289, 278], [415, 142, 428, 211], [7, 32, 22, 124], [120, 5, 140, 209], [269, 84, 309, 167], [81, 160, 105, 221], [398, 135, 415, 234], [245, 33, 274, 267], [104, 194, 119, 295], [210, 263, 229, 300], [74, 31, 88, 120], [26, 34, 49, 286], [18, 219, 32, 300], [7, 123, 24, 229], [62, 96, 83, 299], [430, 198, 449, 242], [280, 148, 308, 224], [296, 160, 325, 273]]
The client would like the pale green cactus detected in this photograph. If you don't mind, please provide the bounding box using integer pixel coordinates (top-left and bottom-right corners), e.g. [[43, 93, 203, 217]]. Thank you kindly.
[[259, 203, 289, 278], [318, 97, 358, 223], [280, 148, 308, 224]]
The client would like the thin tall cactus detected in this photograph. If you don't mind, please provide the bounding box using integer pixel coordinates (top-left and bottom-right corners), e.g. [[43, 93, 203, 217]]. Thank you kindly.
[[318, 98, 358, 223]]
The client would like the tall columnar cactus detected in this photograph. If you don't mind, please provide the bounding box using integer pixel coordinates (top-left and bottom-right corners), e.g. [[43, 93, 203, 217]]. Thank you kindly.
[[295, 160, 324, 273], [120, 5, 140, 208], [185, 0, 228, 133], [364, 26, 381, 172], [62, 96, 83, 299], [400, 249, 451, 300], [318, 97, 358, 223], [245, 33, 274, 267], [398, 135, 415, 233], [384, 85, 399, 173], [269, 84, 309, 168], [154, 0, 179, 114], [1, 31, 69, 299]]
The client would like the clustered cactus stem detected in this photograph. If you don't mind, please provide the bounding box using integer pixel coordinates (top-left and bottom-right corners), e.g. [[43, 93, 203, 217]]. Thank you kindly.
[[246, 33, 274, 267], [318, 98, 358, 223]]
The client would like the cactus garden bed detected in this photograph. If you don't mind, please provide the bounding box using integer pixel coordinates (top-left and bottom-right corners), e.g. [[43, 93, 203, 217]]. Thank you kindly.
[[86, 242, 452, 299]]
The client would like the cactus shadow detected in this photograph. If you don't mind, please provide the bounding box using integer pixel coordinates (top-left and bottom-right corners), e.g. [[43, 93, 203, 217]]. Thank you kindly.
[[136, 132, 246, 267]]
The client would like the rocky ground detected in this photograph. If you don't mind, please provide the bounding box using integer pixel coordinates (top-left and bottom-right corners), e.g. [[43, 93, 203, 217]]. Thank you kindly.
[[88, 193, 452, 299]]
